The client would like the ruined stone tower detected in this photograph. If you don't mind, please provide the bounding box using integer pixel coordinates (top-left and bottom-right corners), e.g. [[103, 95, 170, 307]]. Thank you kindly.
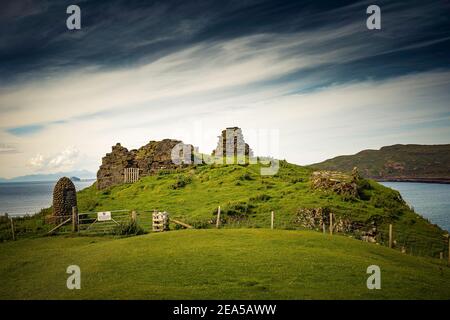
[[212, 127, 252, 158]]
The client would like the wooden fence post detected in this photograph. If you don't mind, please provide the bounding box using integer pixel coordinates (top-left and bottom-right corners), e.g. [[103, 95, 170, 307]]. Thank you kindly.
[[72, 206, 78, 233], [10, 217, 15, 241], [329, 212, 333, 235], [131, 210, 137, 222], [389, 224, 393, 249], [271, 211, 274, 230], [448, 237, 450, 267], [216, 206, 221, 229], [322, 222, 326, 234]]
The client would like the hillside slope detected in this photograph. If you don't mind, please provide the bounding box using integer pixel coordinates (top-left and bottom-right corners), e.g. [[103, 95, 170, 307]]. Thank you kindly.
[[311, 144, 450, 183], [1, 229, 449, 299], [76, 161, 448, 257]]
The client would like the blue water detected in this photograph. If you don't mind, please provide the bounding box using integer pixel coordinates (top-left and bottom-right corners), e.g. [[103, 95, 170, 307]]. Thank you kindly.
[[380, 182, 450, 232], [0, 181, 94, 216]]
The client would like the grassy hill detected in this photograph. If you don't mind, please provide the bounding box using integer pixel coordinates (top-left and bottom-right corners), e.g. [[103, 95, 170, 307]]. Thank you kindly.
[[311, 144, 450, 183], [1, 229, 450, 300], [71, 161, 448, 257]]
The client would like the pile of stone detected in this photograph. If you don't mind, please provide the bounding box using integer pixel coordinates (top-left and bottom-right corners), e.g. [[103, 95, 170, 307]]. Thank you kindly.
[[294, 207, 328, 231], [310, 171, 358, 197], [294, 207, 378, 241], [294, 207, 353, 233], [212, 127, 252, 159], [52, 177, 77, 223], [97, 139, 193, 190], [360, 226, 378, 243]]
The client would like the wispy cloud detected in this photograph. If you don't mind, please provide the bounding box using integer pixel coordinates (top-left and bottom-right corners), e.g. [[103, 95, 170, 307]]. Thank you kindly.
[[28, 147, 80, 172], [0, 0, 449, 177]]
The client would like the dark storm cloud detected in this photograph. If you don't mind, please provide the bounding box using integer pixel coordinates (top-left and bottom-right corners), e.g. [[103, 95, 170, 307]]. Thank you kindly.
[[0, 0, 449, 87]]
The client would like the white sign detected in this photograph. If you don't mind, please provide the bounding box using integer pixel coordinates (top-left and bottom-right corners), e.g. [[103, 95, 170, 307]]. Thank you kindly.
[[97, 211, 112, 221]]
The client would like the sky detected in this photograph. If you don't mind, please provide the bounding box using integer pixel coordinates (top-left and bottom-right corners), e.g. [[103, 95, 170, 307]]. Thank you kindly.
[[0, 0, 450, 178]]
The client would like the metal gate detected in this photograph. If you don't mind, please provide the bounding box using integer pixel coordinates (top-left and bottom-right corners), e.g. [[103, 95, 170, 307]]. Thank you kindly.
[[77, 210, 152, 235]]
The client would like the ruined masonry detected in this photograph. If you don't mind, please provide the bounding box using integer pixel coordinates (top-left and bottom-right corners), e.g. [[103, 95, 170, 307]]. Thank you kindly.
[[97, 128, 253, 190], [97, 139, 193, 190], [212, 127, 252, 158]]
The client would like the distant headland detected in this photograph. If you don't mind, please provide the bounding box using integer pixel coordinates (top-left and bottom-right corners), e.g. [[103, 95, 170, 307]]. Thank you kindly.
[[311, 144, 450, 184], [0, 170, 96, 183]]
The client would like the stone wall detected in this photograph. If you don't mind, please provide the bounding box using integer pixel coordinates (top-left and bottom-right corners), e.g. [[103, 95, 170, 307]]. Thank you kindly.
[[294, 207, 378, 242], [212, 127, 252, 158], [97, 128, 250, 190], [310, 171, 359, 197], [97, 139, 193, 190], [97, 143, 137, 190]]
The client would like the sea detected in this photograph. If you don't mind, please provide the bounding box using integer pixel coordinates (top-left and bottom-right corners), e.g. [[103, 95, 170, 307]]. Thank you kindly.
[[0, 180, 94, 216], [380, 182, 450, 232], [0, 180, 448, 231]]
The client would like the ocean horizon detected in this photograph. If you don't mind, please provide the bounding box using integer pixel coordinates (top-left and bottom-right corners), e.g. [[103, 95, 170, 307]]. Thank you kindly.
[[0, 180, 95, 216], [0, 179, 448, 232]]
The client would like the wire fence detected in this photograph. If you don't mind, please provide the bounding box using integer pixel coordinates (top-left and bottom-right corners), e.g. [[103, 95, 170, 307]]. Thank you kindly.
[[1, 208, 448, 262]]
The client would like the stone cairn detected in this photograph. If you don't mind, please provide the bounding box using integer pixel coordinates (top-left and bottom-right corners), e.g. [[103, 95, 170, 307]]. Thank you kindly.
[[212, 127, 252, 162], [52, 177, 77, 224]]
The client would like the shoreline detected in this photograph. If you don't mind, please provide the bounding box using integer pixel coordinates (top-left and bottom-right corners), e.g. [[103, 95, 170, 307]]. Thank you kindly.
[[375, 178, 450, 184]]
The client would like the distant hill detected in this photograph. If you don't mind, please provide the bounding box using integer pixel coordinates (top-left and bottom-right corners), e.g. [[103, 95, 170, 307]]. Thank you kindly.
[[311, 144, 450, 183], [0, 170, 95, 183]]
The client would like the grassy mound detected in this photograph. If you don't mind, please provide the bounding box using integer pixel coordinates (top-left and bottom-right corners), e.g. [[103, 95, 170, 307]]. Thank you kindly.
[[76, 161, 447, 256], [1, 229, 449, 299]]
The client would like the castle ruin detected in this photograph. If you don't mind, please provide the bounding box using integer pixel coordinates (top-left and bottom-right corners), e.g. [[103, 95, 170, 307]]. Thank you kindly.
[[97, 139, 193, 189], [212, 127, 252, 158], [96, 127, 252, 189]]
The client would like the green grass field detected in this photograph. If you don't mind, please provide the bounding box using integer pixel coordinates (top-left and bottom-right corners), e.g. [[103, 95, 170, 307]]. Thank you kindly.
[[1, 229, 449, 300], [73, 161, 447, 256]]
